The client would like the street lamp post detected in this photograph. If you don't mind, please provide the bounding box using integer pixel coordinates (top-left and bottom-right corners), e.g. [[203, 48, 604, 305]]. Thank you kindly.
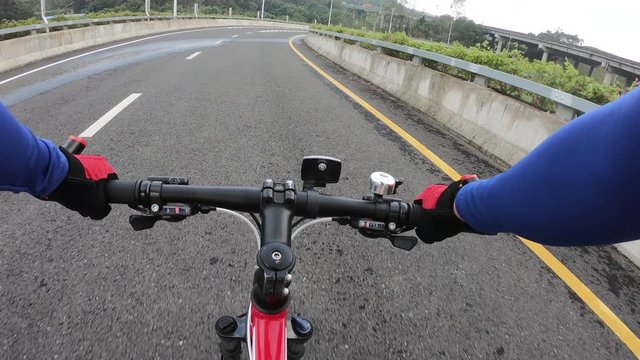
[[40, 0, 48, 24], [173, 0, 177, 18], [328, 0, 334, 26], [447, 9, 461, 45], [261, 0, 265, 19]]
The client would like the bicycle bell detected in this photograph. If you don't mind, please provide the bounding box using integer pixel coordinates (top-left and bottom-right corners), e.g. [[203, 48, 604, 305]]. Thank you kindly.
[[369, 172, 396, 196]]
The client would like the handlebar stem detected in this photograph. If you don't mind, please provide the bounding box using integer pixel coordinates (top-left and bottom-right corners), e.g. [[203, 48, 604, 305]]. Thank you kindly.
[[260, 180, 296, 247], [252, 180, 297, 313]]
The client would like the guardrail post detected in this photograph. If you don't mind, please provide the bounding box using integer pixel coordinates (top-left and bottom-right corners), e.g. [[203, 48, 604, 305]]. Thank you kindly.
[[473, 74, 488, 87], [556, 103, 577, 121], [376, 47, 382, 53], [411, 56, 422, 65]]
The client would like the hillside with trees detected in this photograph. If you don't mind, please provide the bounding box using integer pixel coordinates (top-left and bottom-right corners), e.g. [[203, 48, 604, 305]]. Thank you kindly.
[[0, 0, 488, 46]]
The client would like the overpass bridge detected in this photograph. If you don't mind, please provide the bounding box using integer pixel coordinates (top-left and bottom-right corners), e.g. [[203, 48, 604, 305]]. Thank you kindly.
[[486, 26, 640, 86], [0, 22, 639, 359]]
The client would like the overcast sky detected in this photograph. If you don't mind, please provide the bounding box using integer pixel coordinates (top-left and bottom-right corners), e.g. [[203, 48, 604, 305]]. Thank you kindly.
[[412, 0, 639, 62]]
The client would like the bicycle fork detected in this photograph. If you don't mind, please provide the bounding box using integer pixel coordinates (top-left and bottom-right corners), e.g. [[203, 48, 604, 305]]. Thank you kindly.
[[215, 308, 313, 360]]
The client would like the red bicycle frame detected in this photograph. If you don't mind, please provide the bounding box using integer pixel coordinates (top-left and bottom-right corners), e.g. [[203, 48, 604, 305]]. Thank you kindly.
[[249, 305, 288, 360]]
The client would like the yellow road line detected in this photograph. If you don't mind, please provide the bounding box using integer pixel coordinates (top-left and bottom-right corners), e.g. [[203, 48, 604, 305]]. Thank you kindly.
[[521, 238, 640, 357], [288, 37, 640, 358]]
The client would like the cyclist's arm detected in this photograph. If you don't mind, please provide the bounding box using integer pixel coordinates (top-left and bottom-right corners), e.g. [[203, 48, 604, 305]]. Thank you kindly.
[[455, 88, 640, 246], [0, 103, 68, 196]]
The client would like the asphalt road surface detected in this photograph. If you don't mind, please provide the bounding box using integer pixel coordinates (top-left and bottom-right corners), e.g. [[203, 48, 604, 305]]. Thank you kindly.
[[1, 26, 639, 359]]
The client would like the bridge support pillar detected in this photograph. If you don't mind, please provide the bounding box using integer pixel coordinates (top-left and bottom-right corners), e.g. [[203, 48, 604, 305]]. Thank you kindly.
[[556, 103, 576, 121], [541, 51, 549, 62], [495, 35, 503, 53], [539, 45, 549, 62], [603, 70, 616, 85]]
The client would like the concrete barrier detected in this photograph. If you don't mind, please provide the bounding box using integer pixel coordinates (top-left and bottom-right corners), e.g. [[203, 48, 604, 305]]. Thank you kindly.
[[305, 34, 563, 167], [0, 19, 308, 74], [304, 33, 640, 266]]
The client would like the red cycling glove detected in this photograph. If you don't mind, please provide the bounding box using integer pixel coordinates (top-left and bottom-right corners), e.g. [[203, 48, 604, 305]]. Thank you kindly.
[[414, 175, 479, 244], [44, 147, 117, 220]]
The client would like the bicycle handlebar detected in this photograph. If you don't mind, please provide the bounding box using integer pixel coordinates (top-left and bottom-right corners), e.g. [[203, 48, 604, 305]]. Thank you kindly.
[[64, 133, 425, 326], [104, 179, 426, 231]]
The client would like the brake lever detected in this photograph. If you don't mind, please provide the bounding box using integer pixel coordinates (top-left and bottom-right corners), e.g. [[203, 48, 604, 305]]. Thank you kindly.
[[358, 227, 418, 251], [333, 217, 418, 251], [129, 215, 162, 231], [387, 235, 418, 251]]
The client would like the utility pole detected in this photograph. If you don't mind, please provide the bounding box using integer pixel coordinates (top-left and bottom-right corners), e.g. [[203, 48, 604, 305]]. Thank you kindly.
[[173, 0, 177, 18], [328, 0, 334, 26], [388, 8, 394, 33], [260, 0, 265, 19]]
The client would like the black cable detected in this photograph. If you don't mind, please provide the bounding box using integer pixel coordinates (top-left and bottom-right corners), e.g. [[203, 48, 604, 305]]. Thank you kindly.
[[292, 217, 306, 228], [249, 213, 261, 227]]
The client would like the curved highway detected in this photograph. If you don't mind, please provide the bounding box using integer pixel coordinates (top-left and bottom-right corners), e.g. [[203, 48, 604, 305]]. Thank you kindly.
[[0, 26, 639, 359]]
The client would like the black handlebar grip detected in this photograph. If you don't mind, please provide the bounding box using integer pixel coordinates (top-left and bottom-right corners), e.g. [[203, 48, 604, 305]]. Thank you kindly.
[[62, 136, 87, 155], [105, 180, 139, 205], [407, 202, 428, 230]]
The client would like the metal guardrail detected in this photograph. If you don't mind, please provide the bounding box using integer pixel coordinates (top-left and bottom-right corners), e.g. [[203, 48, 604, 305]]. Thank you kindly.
[[0, 15, 305, 37], [310, 29, 600, 116], [0, 16, 150, 36]]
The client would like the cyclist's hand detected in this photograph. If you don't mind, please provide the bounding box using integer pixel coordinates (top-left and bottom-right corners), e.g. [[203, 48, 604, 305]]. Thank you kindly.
[[414, 175, 479, 244], [44, 147, 117, 220]]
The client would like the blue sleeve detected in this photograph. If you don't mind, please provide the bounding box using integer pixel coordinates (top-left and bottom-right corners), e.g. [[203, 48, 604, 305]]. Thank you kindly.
[[455, 88, 640, 246], [0, 102, 68, 196]]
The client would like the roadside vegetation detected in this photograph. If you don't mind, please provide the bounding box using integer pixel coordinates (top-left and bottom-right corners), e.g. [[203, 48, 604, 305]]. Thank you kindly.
[[314, 25, 625, 111]]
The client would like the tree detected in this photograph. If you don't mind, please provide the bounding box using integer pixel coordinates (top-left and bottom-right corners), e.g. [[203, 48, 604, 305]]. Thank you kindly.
[[450, 16, 486, 46], [537, 28, 583, 46], [0, 0, 36, 20], [450, 0, 465, 13]]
